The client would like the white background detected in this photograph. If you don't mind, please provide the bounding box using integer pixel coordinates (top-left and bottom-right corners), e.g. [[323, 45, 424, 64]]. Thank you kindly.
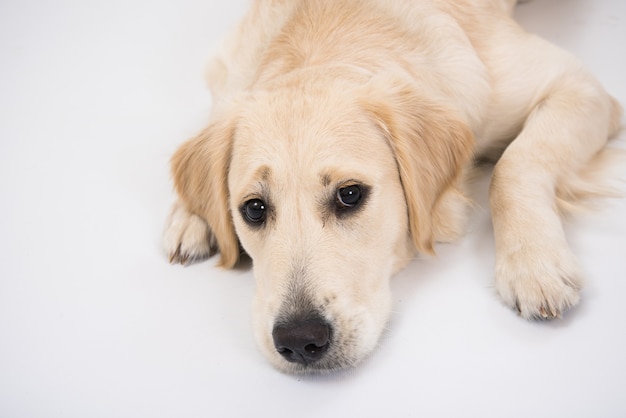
[[1, 0, 625, 417]]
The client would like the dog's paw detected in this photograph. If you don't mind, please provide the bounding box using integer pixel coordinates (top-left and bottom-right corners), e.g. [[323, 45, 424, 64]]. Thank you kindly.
[[495, 248, 582, 320], [163, 201, 216, 265]]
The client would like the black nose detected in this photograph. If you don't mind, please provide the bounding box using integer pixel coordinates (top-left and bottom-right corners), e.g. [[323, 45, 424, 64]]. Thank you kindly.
[[272, 319, 331, 365]]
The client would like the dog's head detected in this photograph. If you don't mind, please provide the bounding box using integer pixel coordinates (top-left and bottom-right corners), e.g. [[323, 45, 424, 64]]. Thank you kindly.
[[172, 72, 473, 373]]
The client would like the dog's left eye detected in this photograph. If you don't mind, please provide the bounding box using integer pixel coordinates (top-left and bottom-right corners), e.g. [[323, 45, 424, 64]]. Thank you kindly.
[[336, 185, 362, 208], [242, 199, 267, 225]]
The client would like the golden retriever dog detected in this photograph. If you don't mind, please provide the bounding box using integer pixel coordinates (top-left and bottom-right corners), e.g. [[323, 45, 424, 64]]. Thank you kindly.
[[163, 0, 622, 373]]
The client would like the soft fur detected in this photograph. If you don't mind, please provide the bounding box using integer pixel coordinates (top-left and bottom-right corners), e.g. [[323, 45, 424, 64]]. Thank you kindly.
[[163, 0, 623, 373]]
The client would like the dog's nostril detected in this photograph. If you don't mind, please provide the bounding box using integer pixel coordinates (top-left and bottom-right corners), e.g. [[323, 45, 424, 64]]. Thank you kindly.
[[272, 320, 330, 365], [277, 347, 294, 356], [304, 343, 323, 355]]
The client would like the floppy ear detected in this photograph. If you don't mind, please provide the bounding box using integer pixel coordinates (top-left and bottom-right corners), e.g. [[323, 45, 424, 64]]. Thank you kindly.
[[171, 114, 239, 268], [362, 77, 474, 254]]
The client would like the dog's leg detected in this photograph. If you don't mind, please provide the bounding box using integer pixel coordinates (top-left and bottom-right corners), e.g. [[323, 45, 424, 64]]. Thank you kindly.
[[205, 0, 299, 101], [489, 66, 620, 319], [163, 200, 216, 265]]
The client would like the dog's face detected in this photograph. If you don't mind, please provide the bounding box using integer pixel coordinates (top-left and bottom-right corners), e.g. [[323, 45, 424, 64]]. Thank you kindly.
[[228, 82, 414, 372], [172, 73, 473, 373]]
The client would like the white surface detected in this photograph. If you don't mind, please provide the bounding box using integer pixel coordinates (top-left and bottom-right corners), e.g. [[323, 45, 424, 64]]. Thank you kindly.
[[1, 1, 625, 417]]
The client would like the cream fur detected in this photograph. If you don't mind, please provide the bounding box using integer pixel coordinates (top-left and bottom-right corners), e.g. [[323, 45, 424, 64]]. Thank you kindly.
[[164, 0, 622, 373]]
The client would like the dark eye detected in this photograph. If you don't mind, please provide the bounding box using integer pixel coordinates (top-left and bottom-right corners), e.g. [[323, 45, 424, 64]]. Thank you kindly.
[[242, 199, 267, 225], [336, 185, 362, 208]]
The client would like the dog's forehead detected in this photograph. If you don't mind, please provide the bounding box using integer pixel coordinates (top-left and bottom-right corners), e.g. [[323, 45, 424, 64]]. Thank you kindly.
[[229, 94, 393, 192]]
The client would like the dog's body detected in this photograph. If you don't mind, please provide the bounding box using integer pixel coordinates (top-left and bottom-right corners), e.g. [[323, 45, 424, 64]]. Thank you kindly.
[[164, 0, 622, 373]]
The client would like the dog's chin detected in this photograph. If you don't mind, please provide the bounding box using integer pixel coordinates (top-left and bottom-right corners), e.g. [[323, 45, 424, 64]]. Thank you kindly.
[[266, 352, 357, 375]]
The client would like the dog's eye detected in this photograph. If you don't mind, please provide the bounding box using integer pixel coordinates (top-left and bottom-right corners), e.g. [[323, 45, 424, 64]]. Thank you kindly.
[[336, 185, 362, 208], [242, 199, 267, 225]]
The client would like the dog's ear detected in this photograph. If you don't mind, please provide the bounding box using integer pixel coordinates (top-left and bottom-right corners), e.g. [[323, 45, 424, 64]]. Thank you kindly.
[[362, 77, 474, 254], [171, 114, 239, 268]]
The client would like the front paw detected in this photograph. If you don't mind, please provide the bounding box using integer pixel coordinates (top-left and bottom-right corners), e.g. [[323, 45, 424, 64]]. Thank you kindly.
[[163, 201, 216, 265], [495, 249, 583, 320]]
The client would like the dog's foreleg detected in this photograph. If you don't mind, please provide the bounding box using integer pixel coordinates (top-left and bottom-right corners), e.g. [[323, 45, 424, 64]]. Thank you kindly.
[[489, 71, 617, 319]]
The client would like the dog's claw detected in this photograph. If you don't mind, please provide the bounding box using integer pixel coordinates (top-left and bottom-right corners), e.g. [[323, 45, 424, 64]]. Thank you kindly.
[[169, 244, 181, 264], [512, 298, 568, 321], [549, 305, 558, 319], [531, 304, 562, 320], [168, 244, 194, 266], [515, 298, 522, 314]]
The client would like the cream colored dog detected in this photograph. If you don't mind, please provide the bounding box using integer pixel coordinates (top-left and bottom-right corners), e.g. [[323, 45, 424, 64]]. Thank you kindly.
[[163, 0, 622, 373]]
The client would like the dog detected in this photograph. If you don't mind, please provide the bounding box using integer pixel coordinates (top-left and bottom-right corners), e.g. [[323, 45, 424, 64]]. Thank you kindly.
[[163, 0, 623, 373]]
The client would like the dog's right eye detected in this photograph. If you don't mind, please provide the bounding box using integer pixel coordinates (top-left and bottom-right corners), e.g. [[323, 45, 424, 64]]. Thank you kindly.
[[241, 199, 267, 225]]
